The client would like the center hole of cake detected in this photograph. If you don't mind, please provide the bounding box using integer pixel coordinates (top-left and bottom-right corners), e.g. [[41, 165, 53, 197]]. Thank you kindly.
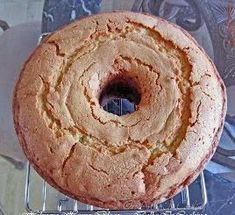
[[99, 77, 141, 116]]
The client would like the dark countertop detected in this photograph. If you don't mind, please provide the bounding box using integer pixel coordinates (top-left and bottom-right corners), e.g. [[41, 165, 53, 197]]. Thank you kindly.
[[203, 170, 235, 215], [42, 0, 235, 214]]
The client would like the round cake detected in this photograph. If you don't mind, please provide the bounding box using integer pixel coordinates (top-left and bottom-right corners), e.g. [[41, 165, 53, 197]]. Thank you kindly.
[[13, 12, 226, 209]]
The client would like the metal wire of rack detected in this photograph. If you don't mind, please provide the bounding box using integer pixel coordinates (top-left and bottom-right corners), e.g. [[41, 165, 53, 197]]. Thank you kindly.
[[23, 35, 208, 214], [24, 142, 207, 215], [24, 104, 207, 215]]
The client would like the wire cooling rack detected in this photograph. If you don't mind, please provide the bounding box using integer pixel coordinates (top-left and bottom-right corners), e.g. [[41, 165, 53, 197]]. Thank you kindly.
[[23, 35, 208, 214], [24, 100, 207, 214], [24, 157, 207, 214]]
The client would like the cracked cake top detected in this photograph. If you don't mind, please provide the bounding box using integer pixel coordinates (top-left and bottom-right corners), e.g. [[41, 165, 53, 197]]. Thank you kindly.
[[13, 12, 226, 209]]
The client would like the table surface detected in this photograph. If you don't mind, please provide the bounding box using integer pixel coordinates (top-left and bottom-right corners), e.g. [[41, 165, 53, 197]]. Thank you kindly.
[[0, 0, 235, 214]]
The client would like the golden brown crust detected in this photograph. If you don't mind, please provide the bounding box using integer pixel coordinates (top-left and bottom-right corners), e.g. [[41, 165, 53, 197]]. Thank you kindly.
[[13, 12, 226, 209]]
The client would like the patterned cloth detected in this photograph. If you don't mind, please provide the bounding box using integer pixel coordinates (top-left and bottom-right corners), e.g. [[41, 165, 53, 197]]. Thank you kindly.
[[42, 0, 101, 33]]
